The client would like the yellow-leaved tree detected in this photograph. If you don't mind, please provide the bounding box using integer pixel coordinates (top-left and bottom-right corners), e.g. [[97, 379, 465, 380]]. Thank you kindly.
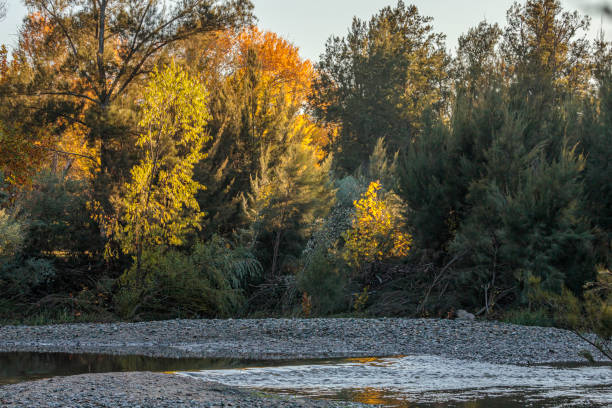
[[343, 181, 412, 268], [109, 62, 210, 273]]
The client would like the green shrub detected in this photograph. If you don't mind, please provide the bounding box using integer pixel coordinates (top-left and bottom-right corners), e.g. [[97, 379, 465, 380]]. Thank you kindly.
[[0, 257, 56, 301], [551, 268, 612, 360], [246, 274, 301, 317], [114, 235, 261, 319], [297, 247, 351, 316], [301, 178, 359, 266], [19, 172, 104, 259], [335, 176, 365, 208]]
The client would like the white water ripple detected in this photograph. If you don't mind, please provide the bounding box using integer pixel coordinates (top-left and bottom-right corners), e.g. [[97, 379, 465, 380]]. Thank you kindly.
[[180, 355, 612, 405]]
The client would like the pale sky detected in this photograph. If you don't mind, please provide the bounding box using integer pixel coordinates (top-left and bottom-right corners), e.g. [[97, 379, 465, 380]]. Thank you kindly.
[[0, 0, 610, 61]]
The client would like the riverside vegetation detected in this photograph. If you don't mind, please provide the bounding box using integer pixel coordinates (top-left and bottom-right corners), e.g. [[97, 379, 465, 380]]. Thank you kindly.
[[0, 0, 610, 359]]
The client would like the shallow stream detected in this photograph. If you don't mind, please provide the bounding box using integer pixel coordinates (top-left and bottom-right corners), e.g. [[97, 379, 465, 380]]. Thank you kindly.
[[1, 352, 611, 407], [181, 355, 612, 407]]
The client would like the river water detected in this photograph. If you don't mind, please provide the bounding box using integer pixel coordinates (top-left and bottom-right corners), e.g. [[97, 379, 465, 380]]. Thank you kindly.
[[181, 355, 612, 407], [1, 352, 610, 407]]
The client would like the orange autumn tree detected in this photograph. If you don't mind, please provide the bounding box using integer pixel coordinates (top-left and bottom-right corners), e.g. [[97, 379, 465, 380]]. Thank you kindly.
[[235, 28, 314, 100], [232, 27, 331, 155], [0, 30, 48, 186], [232, 29, 335, 274], [0, 13, 98, 185], [189, 27, 330, 155], [237, 28, 332, 156], [343, 181, 412, 267]]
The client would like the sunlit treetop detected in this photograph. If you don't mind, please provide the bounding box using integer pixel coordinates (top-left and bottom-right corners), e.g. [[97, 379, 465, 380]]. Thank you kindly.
[[502, 0, 593, 96], [235, 27, 314, 97]]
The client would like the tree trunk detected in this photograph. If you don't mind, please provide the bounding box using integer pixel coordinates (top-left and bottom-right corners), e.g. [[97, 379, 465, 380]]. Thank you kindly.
[[271, 229, 282, 277]]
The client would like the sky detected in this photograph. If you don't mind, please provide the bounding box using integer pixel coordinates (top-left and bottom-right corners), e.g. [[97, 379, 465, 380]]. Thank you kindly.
[[0, 0, 610, 62]]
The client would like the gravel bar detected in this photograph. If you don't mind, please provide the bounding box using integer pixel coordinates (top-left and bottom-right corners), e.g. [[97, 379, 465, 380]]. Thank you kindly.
[[0, 371, 361, 407], [0, 318, 607, 364]]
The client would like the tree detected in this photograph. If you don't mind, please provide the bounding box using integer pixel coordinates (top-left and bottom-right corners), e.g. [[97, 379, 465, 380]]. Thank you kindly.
[[581, 64, 612, 267], [311, 1, 449, 173], [343, 181, 411, 269], [502, 0, 592, 101], [3, 0, 252, 187], [244, 143, 335, 276], [108, 62, 210, 274], [395, 1, 599, 313], [183, 28, 323, 238], [366, 137, 398, 191], [17, 172, 104, 259], [452, 21, 502, 99], [0, 125, 46, 186], [450, 113, 594, 313], [397, 113, 460, 256]]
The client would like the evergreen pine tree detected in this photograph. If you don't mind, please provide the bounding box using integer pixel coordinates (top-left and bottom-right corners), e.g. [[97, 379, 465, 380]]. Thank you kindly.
[[244, 143, 335, 276], [312, 1, 449, 174]]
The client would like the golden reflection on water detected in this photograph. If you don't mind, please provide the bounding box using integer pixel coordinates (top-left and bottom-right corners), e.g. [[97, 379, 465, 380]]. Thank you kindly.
[[346, 356, 407, 367], [349, 387, 414, 406], [340, 388, 524, 407]]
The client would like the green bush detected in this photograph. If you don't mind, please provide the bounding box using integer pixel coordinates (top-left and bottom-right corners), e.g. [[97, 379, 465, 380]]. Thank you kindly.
[[0, 172, 111, 318], [0, 257, 56, 302], [551, 268, 612, 360], [114, 236, 261, 319], [297, 247, 351, 316], [301, 176, 363, 265], [0, 181, 60, 313], [19, 172, 104, 259]]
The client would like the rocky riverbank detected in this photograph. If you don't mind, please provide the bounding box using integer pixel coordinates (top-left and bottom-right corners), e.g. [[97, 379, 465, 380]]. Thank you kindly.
[[0, 371, 362, 407], [0, 318, 606, 364]]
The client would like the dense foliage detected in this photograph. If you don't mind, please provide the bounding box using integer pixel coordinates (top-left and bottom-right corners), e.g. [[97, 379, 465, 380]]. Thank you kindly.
[[0, 0, 610, 350]]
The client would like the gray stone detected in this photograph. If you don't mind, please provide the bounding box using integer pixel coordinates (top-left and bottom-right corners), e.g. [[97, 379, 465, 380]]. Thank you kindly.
[[456, 309, 475, 320]]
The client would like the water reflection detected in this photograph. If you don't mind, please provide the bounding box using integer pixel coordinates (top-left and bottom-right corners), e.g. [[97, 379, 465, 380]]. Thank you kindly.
[[0, 352, 299, 385], [308, 386, 612, 407], [332, 388, 525, 407]]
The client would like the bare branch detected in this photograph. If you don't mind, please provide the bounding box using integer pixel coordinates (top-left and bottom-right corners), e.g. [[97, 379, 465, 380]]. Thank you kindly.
[[18, 91, 99, 105], [33, 145, 98, 163]]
